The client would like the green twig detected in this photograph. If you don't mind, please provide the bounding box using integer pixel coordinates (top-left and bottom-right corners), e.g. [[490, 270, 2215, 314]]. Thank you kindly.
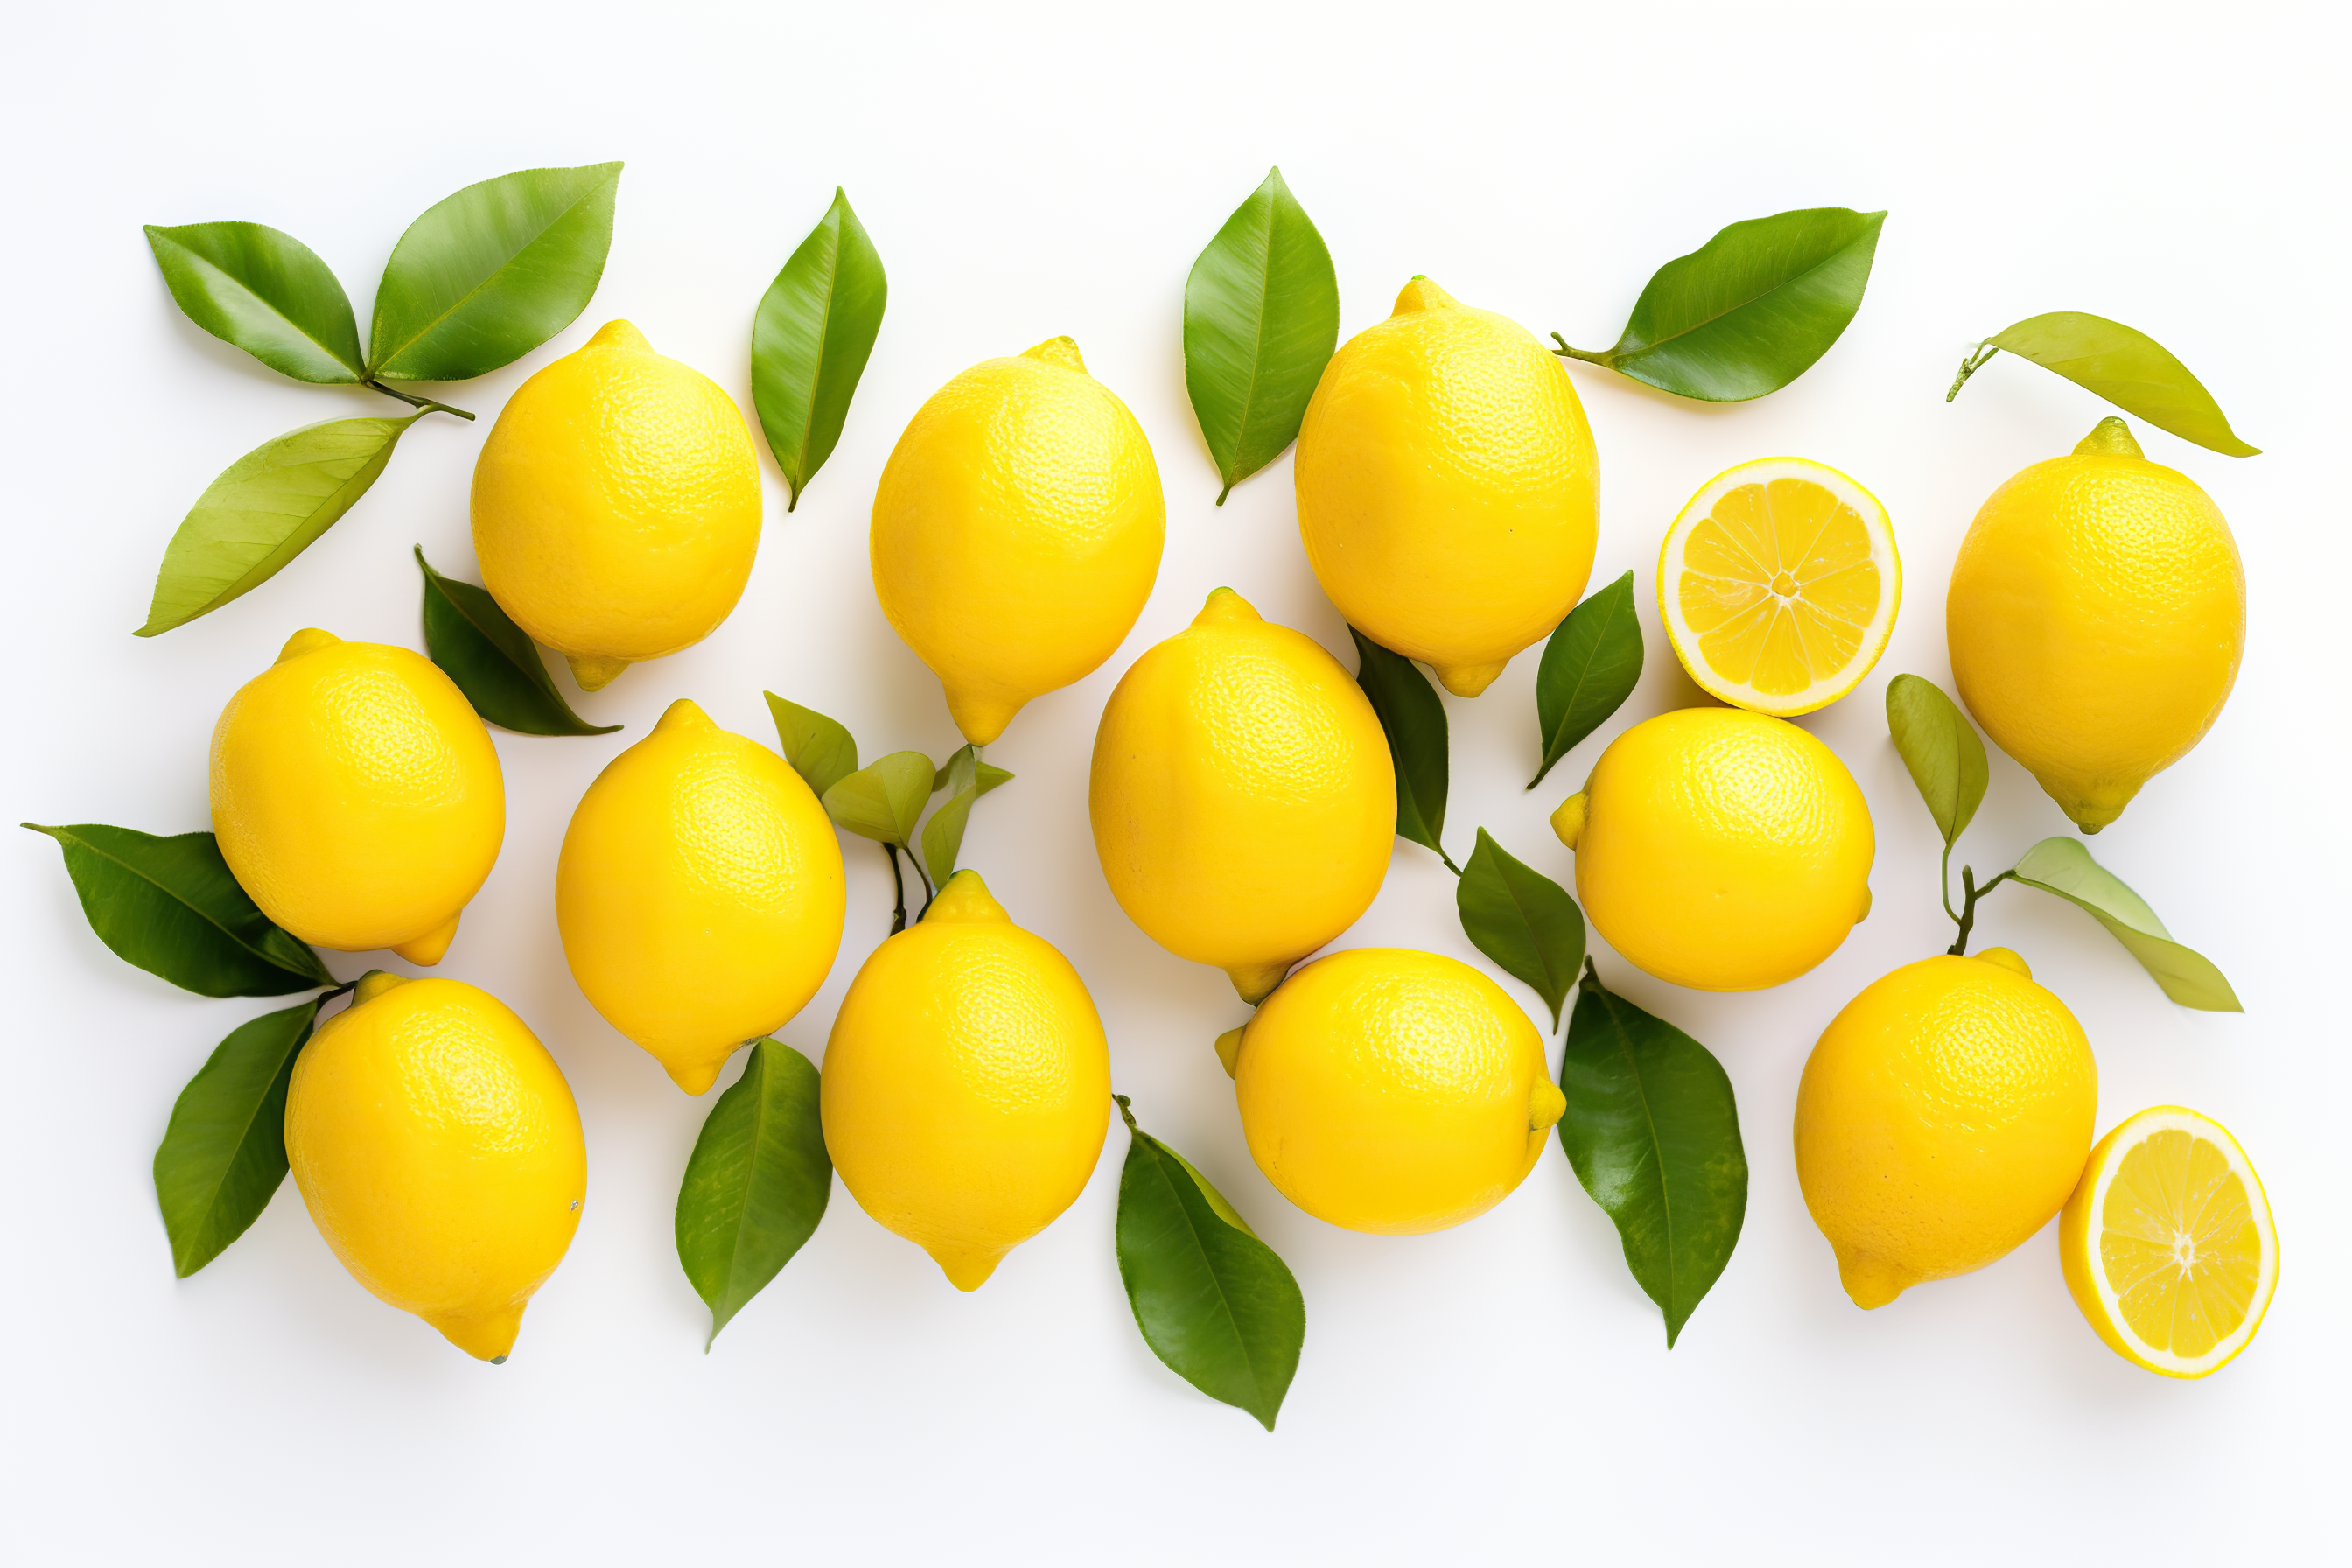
[[1947, 864, 2016, 956], [1944, 341, 1998, 402], [1113, 1092, 1138, 1132], [1550, 332, 1611, 368], [884, 843, 908, 934], [366, 379, 476, 421]]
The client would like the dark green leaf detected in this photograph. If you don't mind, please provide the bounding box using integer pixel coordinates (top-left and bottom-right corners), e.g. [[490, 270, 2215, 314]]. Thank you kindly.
[[1456, 829, 1586, 1029], [23, 823, 332, 996], [144, 221, 363, 384], [1183, 166, 1340, 502], [920, 745, 1013, 889], [136, 415, 418, 636], [1884, 675, 1986, 846], [1559, 964, 1746, 1347], [1349, 626, 1452, 868], [416, 549, 618, 736], [1529, 571, 1643, 788], [368, 162, 622, 382], [1950, 312, 2258, 458], [675, 1040, 832, 1347], [820, 751, 934, 846], [2009, 837, 2242, 1011], [765, 694, 859, 800], [752, 187, 888, 510], [1114, 1101, 1304, 1430], [154, 997, 322, 1277], [1559, 207, 1885, 402]]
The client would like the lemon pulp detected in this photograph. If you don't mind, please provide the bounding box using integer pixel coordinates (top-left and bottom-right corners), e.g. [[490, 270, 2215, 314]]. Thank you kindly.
[[1660, 458, 1898, 716]]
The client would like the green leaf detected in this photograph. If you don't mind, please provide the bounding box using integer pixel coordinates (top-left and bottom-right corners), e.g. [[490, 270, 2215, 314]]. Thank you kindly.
[[136, 415, 418, 636], [144, 221, 364, 384], [766, 695, 859, 800], [1884, 674, 1987, 846], [1456, 830, 1586, 1029], [1950, 312, 2258, 458], [23, 823, 332, 996], [820, 751, 934, 846], [920, 745, 1013, 889], [2009, 837, 2243, 1012], [1114, 1100, 1304, 1430], [153, 997, 322, 1277], [1529, 571, 1643, 788], [1559, 207, 1885, 402], [1182, 166, 1340, 503], [367, 162, 623, 382], [1349, 626, 1452, 869], [751, 187, 888, 511], [415, 549, 618, 737], [1558, 964, 1747, 1347], [675, 1040, 832, 1347]]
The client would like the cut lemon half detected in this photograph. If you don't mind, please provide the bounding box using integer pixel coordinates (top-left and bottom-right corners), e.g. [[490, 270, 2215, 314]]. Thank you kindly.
[[2060, 1106, 2278, 1379], [1657, 458, 1899, 716]]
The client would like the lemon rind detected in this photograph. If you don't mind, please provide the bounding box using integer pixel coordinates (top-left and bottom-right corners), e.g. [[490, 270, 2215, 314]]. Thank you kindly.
[[2073, 1106, 2278, 1379], [1656, 456, 1900, 718]]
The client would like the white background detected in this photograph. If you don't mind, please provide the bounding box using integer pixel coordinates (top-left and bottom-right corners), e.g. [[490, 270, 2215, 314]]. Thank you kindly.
[[4, 2, 2342, 1561]]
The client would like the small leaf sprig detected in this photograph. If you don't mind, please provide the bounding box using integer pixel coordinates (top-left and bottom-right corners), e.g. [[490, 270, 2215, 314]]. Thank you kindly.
[[140, 164, 624, 635], [1885, 675, 2241, 1010], [23, 822, 354, 1275], [1182, 167, 1340, 503], [1944, 312, 2258, 457], [1552, 206, 1886, 402], [1113, 1095, 1305, 1430]]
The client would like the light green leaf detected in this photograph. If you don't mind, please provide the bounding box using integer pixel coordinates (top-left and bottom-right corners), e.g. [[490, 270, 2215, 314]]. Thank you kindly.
[[2010, 837, 2242, 1011], [920, 745, 1013, 889], [1949, 312, 2258, 458], [1885, 675, 1987, 846], [820, 751, 933, 845], [136, 416, 417, 635], [765, 694, 859, 799]]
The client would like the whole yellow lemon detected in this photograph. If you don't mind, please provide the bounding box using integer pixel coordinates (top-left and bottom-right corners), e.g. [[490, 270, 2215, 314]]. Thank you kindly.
[[820, 871, 1110, 1290], [1293, 277, 1600, 696], [286, 971, 585, 1361], [1552, 708, 1872, 990], [211, 627, 502, 965], [1947, 417, 2244, 832], [1232, 948, 1564, 1235], [1795, 948, 2097, 1308], [871, 337, 1165, 745], [472, 320, 762, 693], [1089, 587, 1395, 1004], [556, 698, 844, 1095]]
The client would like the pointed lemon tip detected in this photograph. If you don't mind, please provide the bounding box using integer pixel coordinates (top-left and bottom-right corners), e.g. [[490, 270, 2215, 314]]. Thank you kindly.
[[389, 911, 460, 966], [1529, 1078, 1567, 1133], [1392, 276, 1459, 315], [1214, 1026, 1246, 1080], [944, 687, 1019, 746], [1551, 792, 1588, 851], [352, 969, 410, 1004], [1835, 1252, 1912, 1310], [1196, 587, 1258, 625], [566, 653, 630, 692], [2073, 416, 2144, 459], [588, 319, 652, 354], [424, 1303, 525, 1361], [924, 869, 1009, 925], [1433, 659, 1504, 696], [1976, 946, 2033, 980], [275, 627, 340, 664], [1226, 960, 1290, 1005], [929, 1245, 1005, 1292], [1856, 885, 1872, 924], [653, 697, 713, 734], [1020, 335, 1087, 374], [662, 1054, 726, 1096]]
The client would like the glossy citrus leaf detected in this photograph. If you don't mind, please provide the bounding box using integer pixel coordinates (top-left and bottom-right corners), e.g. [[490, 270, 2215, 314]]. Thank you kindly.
[[153, 997, 323, 1277], [675, 1040, 832, 1347], [415, 549, 617, 736], [1456, 829, 1585, 1029], [1529, 571, 1642, 788], [752, 187, 887, 509], [144, 221, 363, 383], [1350, 627, 1453, 871]]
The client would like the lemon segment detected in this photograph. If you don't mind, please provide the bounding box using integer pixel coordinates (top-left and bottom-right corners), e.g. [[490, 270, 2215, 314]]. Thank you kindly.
[[2060, 1106, 2277, 1377], [1658, 458, 1899, 717]]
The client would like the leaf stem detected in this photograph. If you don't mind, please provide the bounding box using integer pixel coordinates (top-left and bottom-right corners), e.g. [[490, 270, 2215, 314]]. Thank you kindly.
[[907, 843, 936, 920], [1549, 332, 1611, 368], [1939, 839, 1961, 928], [1944, 341, 1998, 402], [1113, 1092, 1138, 1132], [884, 843, 907, 934], [366, 380, 476, 421], [1947, 864, 2016, 956]]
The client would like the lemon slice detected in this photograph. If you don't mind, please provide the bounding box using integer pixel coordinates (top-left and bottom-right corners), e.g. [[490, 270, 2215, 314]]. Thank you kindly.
[[1657, 458, 1899, 716], [2060, 1106, 2278, 1378]]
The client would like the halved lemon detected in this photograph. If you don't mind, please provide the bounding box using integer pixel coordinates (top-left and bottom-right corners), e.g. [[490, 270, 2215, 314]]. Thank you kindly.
[[2060, 1106, 2278, 1379], [1657, 458, 1899, 716]]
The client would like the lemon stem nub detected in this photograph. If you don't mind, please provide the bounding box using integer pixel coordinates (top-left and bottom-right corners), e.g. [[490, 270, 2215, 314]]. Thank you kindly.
[[2074, 416, 2144, 458], [1214, 1026, 1246, 1080], [565, 654, 630, 692]]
